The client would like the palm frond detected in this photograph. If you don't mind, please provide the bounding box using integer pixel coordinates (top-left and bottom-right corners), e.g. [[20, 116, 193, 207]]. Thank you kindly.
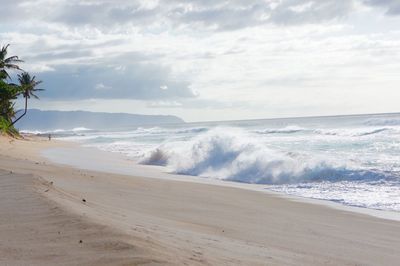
[[5, 56, 23, 63], [17, 72, 44, 100], [4, 63, 21, 70], [0, 69, 11, 80]]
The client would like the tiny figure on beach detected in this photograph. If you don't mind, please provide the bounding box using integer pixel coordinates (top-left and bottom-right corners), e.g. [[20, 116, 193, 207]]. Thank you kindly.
[[48, 134, 51, 141]]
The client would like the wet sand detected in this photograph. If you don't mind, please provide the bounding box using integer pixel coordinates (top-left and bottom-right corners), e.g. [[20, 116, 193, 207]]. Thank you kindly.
[[1, 135, 400, 265]]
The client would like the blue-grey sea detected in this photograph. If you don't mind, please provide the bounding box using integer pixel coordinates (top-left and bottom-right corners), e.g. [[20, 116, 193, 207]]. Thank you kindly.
[[24, 113, 400, 212]]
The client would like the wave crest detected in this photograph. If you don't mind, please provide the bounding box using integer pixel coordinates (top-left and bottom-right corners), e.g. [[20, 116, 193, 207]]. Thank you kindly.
[[141, 128, 387, 184], [255, 125, 392, 137], [255, 125, 306, 134], [20, 127, 93, 135], [314, 127, 391, 137]]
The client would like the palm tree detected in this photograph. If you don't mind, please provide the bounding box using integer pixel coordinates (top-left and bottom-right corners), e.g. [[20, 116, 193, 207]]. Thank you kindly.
[[10, 72, 43, 126], [0, 44, 23, 80], [0, 79, 21, 118]]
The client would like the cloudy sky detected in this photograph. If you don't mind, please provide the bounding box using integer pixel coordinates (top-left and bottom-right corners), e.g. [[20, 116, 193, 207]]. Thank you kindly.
[[2, 0, 400, 122]]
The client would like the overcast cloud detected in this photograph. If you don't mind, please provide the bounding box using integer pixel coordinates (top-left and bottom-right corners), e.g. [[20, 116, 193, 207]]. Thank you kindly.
[[1, 0, 400, 121]]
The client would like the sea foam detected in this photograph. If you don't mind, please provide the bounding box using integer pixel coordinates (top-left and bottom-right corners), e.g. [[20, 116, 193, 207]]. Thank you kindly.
[[141, 127, 389, 184], [44, 113, 400, 212]]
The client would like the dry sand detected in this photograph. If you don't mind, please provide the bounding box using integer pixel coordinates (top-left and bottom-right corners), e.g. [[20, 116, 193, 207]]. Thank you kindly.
[[1, 135, 400, 265]]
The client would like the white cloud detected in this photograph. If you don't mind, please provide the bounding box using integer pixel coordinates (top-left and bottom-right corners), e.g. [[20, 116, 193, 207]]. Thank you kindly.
[[94, 83, 111, 90], [2, 0, 400, 121]]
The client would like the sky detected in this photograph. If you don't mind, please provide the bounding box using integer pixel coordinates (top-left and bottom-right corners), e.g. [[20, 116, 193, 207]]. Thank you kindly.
[[1, 0, 400, 122]]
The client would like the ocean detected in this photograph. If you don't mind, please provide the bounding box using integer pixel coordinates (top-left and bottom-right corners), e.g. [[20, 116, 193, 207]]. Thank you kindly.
[[24, 113, 400, 212]]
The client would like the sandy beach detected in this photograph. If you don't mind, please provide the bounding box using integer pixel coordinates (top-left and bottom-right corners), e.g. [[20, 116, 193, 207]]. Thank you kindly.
[[1, 135, 400, 265]]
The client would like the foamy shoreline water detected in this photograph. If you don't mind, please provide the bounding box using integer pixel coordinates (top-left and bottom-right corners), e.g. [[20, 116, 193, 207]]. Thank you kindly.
[[41, 145, 400, 221], [3, 136, 400, 265], [32, 113, 400, 212]]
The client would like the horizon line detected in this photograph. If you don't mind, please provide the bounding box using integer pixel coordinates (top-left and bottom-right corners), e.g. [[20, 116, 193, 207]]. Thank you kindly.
[[25, 108, 400, 124]]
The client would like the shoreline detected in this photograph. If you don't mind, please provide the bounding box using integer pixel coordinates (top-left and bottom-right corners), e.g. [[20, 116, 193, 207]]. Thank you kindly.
[[43, 144, 400, 222], [1, 135, 400, 265]]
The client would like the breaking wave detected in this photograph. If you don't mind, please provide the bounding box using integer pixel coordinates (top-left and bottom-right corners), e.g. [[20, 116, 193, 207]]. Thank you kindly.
[[141, 128, 390, 184], [255, 125, 306, 134], [128, 126, 208, 135], [255, 125, 393, 137], [314, 127, 392, 137], [20, 127, 93, 135]]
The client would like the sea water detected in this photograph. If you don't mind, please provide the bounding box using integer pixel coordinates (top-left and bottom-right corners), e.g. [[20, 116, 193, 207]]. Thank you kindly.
[[24, 113, 400, 212]]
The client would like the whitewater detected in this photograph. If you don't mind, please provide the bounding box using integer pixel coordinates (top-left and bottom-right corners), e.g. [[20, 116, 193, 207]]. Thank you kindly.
[[29, 113, 400, 212]]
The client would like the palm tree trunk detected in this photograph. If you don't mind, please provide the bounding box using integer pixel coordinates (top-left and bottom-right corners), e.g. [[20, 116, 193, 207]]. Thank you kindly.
[[10, 97, 27, 126]]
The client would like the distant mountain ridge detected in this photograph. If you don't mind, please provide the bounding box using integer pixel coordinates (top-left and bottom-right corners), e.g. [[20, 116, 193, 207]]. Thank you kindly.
[[15, 109, 184, 131]]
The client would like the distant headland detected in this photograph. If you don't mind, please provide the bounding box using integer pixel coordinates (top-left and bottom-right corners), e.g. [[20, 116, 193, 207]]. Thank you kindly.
[[15, 109, 184, 131]]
